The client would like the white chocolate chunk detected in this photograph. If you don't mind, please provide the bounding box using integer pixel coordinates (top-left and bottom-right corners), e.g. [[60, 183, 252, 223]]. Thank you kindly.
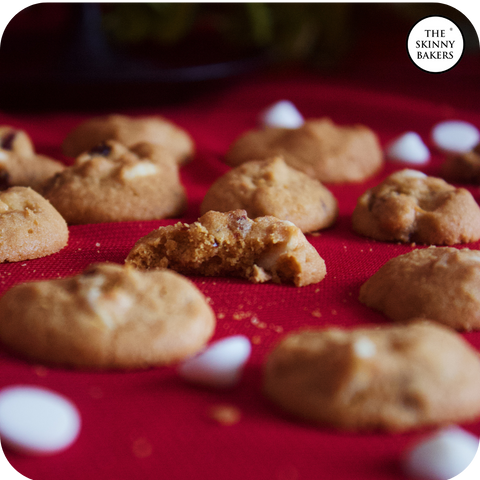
[[178, 335, 252, 388], [390, 169, 428, 180], [431, 120, 480, 154], [0, 386, 81, 455], [353, 336, 376, 358], [121, 162, 158, 180], [403, 426, 479, 480], [386, 132, 430, 164], [260, 100, 305, 129]]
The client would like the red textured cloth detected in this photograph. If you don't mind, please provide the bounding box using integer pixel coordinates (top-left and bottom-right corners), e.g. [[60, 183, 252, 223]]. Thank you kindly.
[[2, 12, 480, 480]]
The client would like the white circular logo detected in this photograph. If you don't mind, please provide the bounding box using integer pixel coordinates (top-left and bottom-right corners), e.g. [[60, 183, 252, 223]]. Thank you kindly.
[[407, 16, 464, 73]]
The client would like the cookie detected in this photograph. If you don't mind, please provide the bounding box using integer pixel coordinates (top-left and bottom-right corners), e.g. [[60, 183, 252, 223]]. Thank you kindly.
[[263, 321, 480, 432], [41, 140, 187, 224], [441, 143, 480, 183], [126, 209, 326, 287], [225, 118, 383, 183], [0, 126, 35, 156], [0, 186, 68, 263], [62, 114, 194, 164], [352, 169, 480, 245], [0, 126, 65, 191], [200, 156, 338, 233], [359, 247, 480, 331], [0, 263, 216, 369]]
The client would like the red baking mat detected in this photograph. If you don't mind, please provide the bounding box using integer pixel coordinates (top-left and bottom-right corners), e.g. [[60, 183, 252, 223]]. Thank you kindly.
[[1, 58, 480, 480]]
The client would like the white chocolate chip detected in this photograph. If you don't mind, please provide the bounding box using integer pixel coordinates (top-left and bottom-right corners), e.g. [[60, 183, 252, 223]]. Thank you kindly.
[[386, 132, 430, 165], [431, 120, 480, 154], [353, 336, 377, 358], [403, 426, 479, 480], [0, 200, 9, 214], [259, 100, 305, 129], [0, 385, 81, 455], [390, 169, 428, 180], [121, 162, 158, 180], [178, 335, 252, 388]]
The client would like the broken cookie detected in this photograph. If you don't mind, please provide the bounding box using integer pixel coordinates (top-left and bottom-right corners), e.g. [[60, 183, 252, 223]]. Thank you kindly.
[[126, 209, 326, 287]]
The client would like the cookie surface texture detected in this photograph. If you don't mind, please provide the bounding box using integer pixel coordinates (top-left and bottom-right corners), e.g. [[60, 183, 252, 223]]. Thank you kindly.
[[0, 263, 216, 369], [225, 118, 383, 183], [441, 143, 480, 184], [62, 114, 194, 164], [0, 186, 68, 263], [42, 140, 187, 224], [200, 156, 338, 233], [126, 209, 326, 287], [352, 169, 480, 245], [263, 321, 480, 431], [359, 247, 480, 331], [0, 126, 65, 191]]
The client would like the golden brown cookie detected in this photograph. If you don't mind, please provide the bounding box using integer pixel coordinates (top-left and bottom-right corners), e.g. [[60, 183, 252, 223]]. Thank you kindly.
[[441, 143, 480, 183], [0, 186, 68, 263], [200, 156, 338, 233], [352, 169, 480, 245], [0, 126, 35, 156], [359, 247, 480, 331], [126, 209, 326, 287], [0, 263, 216, 369], [263, 321, 480, 432], [42, 140, 187, 224], [225, 118, 383, 183], [0, 126, 65, 191], [62, 114, 195, 164]]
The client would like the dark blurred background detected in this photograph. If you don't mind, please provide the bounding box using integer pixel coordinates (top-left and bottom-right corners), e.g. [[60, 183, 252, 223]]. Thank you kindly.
[[0, 3, 478, 111]]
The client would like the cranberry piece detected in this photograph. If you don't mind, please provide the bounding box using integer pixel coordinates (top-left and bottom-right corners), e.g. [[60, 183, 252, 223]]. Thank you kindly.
[[0, 131, 17, 151], [89, 143, 111, 157], [0, 170, 10, 190]]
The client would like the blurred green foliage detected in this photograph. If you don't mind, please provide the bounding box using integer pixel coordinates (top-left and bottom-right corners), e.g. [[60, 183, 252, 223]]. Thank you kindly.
[[102, 3, 352, 67]]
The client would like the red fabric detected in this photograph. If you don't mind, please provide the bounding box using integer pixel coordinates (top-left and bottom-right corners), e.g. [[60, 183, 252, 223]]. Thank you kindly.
[[2, 9, 480, 480]]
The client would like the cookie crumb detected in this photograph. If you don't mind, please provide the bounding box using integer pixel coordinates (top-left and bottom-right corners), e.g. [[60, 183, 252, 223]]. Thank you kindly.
[[132, 437, 153, 458], [33, 365, 48, 377], [207, 404, 241, 426], [88, 386, 104, 399]]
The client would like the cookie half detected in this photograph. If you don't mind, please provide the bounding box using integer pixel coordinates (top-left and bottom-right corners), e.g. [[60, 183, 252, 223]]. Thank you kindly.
[[263, 321, 480, 431], [62, 114, 194, 164], [0, 263, 216, 369], [0, 126, 65, 191], [225, 118, 383, 183], [352, 169, 480, 245], [42, 140, 187, 224], [0, 186, 68, 263], [126, 209, 326, 287], [359, 247, 480, 331], [200, 156, 338, 233]]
